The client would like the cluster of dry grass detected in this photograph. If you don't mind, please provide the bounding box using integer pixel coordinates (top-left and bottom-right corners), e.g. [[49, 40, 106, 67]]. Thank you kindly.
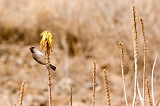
[[0, 0, 160, 106]]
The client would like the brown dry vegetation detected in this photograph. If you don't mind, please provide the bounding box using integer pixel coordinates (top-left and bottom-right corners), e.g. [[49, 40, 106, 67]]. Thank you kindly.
[[0, 0, 160, 106]]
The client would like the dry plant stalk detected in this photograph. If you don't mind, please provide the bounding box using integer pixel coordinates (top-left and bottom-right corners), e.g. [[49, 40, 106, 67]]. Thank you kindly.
[[46, 48, 52, 106], [19, 81, 26, 106], [132, 1, 139, 105], [140, 17, 147, 104], [151, 55, 158, 106], [137, 80, 143, 105], [103, 69, 111, 106], [119, 43, 128, 106], [145, 79, 153, 106], [156, 97, 160, 106], [92, 61, 96, 106], [40, 31, 54, 106], [70, 85, 73, 106]]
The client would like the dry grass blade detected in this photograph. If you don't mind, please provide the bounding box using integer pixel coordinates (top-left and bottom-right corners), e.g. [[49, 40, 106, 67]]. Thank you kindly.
[[119, 43, 128, 106], [146, 79, 153, 106], [132, 0, 138, 105], [139, 17, 147, 105], [103, 69, 111, 106], [92, 61, 96, 106], [19, 81, 26, 106], [151, 55, 158, 106]]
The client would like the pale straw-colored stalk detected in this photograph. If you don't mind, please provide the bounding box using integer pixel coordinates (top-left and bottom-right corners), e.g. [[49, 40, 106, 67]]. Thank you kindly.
[[119, 43, 128, 106], [151, 55, 158, 106], [132, 0, 138, 105]]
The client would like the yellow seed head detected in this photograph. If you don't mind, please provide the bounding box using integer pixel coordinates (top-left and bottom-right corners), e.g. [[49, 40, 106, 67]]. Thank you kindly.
[[40, 31, 54, 51]]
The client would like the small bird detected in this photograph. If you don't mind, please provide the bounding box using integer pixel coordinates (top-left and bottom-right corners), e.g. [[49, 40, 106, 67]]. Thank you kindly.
[[29, 46, 56, 71]]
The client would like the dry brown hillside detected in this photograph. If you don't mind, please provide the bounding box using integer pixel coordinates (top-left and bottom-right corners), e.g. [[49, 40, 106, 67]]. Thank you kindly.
[[0, 0, 160, 106]]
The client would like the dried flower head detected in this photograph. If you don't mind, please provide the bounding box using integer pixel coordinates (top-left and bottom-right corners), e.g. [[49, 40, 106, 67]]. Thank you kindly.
[[40, 31, 54, 51]]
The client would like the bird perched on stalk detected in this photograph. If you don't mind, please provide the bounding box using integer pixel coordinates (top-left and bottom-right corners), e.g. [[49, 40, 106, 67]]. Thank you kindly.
[[29, 46, 56, 71]]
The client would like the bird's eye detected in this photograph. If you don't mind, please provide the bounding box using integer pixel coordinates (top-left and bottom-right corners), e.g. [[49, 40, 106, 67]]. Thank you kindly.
[[29, 47, 34, 53]]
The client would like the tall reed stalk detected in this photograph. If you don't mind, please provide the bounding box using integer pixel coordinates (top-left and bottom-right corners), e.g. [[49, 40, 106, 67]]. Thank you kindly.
[[92, 61, 96, 106], [19, 81, 26, 106], [40, 31, 54, 106], [119, 43, 128, 106], [139, 17, 147, 106], [131, 0, 138, 105], [103, 69, 111, 106]]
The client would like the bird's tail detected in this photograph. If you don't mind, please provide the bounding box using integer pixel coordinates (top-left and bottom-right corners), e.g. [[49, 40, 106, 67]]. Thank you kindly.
[[50, 64, 56, 71]]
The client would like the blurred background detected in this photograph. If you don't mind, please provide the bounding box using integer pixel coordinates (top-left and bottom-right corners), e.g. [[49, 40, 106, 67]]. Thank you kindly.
[[0, 0, 160, 105]]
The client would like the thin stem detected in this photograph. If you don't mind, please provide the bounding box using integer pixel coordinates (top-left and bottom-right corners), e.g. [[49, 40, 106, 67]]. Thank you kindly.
[[137, 80, 143, 105], [146, 79, 153, 106], [70, 85, 73, 106], [19, 81, 26, 106], [119, 43, 128, 106], [132, 0, 138, 105], [45, 44, 52, 106], [151, 55, 158, 106], [140, 17, 146, 106], [92, 62, 96, 106], [40, 31, 54, 106], [156, 97, 160, 106], [103, 69, 111, 106]]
